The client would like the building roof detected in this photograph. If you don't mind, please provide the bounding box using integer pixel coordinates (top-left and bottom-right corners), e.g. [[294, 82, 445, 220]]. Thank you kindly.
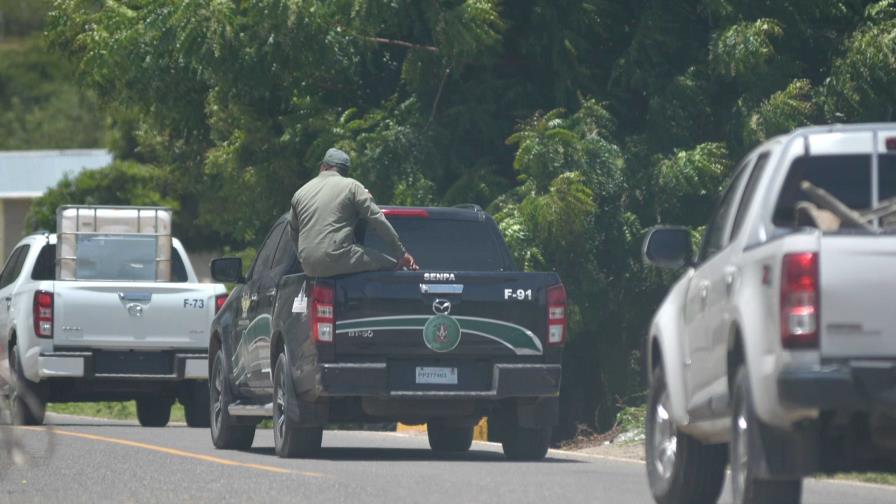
[[0, 149, 113, 199]]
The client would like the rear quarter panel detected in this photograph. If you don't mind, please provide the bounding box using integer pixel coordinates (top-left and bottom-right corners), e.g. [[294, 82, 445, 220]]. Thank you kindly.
[[271, 274, 320, 397], [7, 238, 54, 382], [734, 231, 822, 429]]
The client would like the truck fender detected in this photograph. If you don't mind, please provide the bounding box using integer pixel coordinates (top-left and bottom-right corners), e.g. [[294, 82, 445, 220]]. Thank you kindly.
[[648, 273, 693, 427], [10, 327, 43, 383], [649, 329, 689, 427]]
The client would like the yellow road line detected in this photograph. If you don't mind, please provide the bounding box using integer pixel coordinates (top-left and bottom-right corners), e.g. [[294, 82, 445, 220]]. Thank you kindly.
[[20, 426, 324, 477]]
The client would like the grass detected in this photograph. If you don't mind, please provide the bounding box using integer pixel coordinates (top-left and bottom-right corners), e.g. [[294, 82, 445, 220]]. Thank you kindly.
[[47, 401, 273, 428], [47, 401, 186, 423], [615, 405, 647, 435], [832, 472, 896, 486]]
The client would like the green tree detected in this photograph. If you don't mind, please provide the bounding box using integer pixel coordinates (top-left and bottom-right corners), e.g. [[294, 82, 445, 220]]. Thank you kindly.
[[28, 161, 177, 232], [0, 36, 105, 150], [41, 0, 896, 435]]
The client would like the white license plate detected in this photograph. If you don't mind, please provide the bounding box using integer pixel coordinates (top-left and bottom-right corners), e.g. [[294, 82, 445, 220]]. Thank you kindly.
[[415, 366, 458, 385]]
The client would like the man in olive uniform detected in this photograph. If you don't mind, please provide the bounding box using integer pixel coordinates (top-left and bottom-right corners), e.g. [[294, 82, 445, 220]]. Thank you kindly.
[[289, 148, 418, 277]]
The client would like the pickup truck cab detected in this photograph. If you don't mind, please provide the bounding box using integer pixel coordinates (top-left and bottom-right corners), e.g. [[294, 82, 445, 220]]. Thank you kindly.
[[642, 123, 896, 504], [208, 205, 565, 459], [0, 206, 227, 427]]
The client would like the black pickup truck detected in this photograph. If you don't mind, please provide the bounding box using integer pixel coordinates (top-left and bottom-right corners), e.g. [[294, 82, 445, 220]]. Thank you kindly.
[[207, 205, 565, 460]]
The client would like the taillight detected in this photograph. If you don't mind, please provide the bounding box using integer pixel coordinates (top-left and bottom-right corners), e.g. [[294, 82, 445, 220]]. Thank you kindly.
[[311, 282, 335, 343], [547, 284, 567, 345], [33, 290, 54, 338], [781, 252, 819, 349], [215, 293, 228, 314]]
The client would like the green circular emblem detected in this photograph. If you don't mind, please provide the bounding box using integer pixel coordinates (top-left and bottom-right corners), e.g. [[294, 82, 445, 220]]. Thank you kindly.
[[423, 314, 462, 352]]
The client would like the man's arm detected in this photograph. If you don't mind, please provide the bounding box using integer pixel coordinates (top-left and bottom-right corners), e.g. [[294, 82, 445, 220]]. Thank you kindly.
[[288, 195, 301, 249], [351, 182, 406, 259]]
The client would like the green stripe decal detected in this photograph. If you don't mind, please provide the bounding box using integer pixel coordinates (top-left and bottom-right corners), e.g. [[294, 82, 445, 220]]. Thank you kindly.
[[334, 316, 543, 355], [456, 317, 542, 354]]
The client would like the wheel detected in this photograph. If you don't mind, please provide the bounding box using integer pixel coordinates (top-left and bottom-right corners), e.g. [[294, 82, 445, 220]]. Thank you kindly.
[[136, 396, 173, 427], [427, 422, 474, 453], [646, 366, 726, 504], [209, 348, 256, 449], [182, 380, 211, 428], [501, 424, 551, 461], [9, 344, 45, 425], [273, 352, 322, 458], [730, 366, 802, 504]]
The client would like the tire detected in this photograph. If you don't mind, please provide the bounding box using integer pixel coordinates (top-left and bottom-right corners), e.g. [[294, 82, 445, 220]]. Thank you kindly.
[[273, 352, 322, 458], [501, 424, 551, 461], [427, 422, 474, 453], [730, 366, 802, 504], [646, 366, 726, 504], [9, 344, 45, 426], [209, 348, 256, 450], [182, 380, 211, 428], [136, 397, 173, 427]]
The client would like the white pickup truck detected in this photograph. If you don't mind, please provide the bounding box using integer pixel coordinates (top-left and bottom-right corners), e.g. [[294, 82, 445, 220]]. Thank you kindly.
[[0, 206, 227, 427], [642, 123, 896, 504]]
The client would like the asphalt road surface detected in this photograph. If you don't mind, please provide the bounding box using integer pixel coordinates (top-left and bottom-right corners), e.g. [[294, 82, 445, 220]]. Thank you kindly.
[[1, 414, 894, 504]]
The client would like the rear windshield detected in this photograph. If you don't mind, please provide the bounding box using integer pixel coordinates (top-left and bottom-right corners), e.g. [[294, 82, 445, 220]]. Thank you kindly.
[[43, 240, 189, 282], [75, 235, 158, 281], [360, 217, 512, 271], [774, 154, 896, 233]]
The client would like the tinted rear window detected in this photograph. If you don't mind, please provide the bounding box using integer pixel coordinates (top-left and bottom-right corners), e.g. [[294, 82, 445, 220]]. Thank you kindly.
[[31, 242, 188, 282], [360, 217, 511, 271], [774, 154, 896, 232], [75, 234, 158, 281], [32, 244, 55, 280]]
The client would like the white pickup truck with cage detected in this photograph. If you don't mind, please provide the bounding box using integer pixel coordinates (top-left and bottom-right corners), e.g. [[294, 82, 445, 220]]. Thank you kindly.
[[0, 206, 226, 427], [643, 123, 896, 504]]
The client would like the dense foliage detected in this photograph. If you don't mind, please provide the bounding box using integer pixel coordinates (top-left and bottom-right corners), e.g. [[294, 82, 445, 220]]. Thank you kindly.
[[0, 0, 105, 150], [33, 0, 896, 435]]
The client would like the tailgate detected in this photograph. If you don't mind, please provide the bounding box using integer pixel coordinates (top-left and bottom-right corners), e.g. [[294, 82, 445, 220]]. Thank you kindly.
[[54, 281, 217, 349], [332, 271, 558, 359], [820, 236, 896, 358]]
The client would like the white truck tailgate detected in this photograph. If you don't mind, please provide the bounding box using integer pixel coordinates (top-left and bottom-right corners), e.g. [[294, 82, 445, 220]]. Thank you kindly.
[[820, 236, 896, 358], [54, 281, 215, 349]]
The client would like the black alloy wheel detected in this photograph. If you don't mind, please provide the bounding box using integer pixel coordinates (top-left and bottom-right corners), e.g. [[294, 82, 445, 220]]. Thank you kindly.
[[272, 352, 322, 458], [209, 348, 256, 449]]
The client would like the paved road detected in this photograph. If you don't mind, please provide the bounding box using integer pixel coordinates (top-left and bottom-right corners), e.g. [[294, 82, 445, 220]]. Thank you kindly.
[[0, 414, 894, 504]]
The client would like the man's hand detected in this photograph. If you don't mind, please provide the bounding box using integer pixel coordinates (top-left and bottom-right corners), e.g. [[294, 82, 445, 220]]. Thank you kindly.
[[397, 252, 419, 271]]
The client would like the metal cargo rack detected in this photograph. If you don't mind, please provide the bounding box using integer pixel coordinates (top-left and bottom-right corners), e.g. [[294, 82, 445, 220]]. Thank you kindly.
[[55, 205, 173, 282]]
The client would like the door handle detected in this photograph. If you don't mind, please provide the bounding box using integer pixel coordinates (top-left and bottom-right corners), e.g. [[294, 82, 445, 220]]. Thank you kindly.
[[4, 297, 10, 311], [698, 281, 710, 309], [724, 266, 738, 295], [264, 289, 277, 298]]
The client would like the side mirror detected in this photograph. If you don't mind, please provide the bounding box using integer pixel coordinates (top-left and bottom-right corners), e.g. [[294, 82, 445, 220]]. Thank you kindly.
[[210, 257, 244, 283], [643, 226, 693, 269]]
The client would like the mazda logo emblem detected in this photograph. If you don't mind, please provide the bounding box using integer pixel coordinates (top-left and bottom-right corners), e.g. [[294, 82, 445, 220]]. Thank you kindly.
[[432, 299, 452, 315], [127, 303, 145, 318]]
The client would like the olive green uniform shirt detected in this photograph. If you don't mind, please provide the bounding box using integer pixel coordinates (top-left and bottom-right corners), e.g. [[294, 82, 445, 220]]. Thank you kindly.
[[289, 171, 406, 277]]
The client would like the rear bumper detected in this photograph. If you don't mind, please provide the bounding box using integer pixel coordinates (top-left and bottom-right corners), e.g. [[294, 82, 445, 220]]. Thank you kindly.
[[38, 351, 208, 381], [320, 363, 562, 399], [778, 361, 896, 412]]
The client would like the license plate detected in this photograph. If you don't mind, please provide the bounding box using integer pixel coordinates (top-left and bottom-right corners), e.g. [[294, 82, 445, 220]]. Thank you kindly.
[[415, 366, 458, 385]]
